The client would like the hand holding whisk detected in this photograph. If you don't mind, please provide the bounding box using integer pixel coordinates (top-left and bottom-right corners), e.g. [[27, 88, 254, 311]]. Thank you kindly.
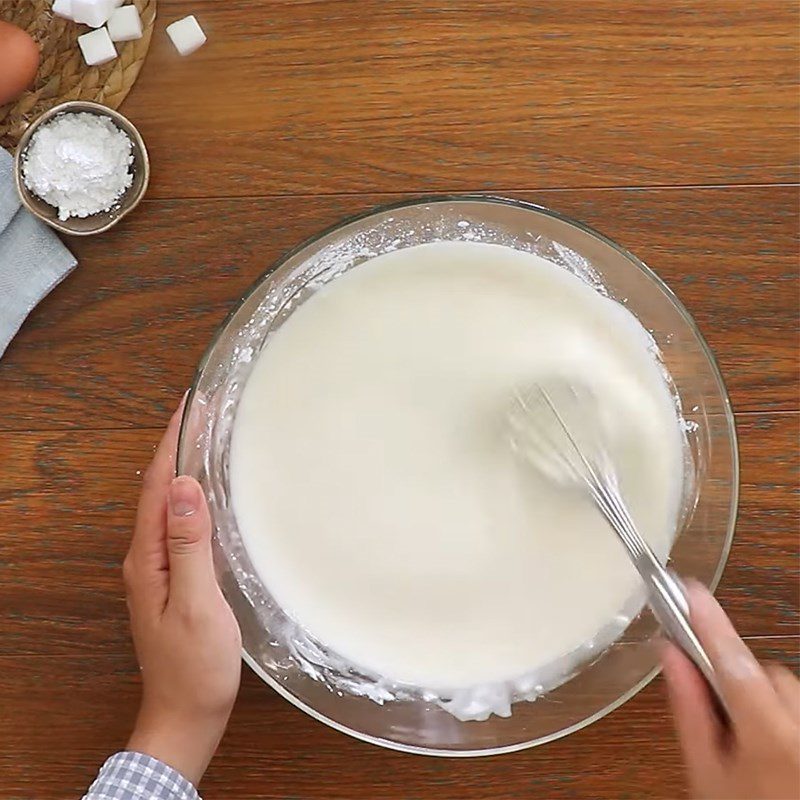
[[508, 377, 728, 721]]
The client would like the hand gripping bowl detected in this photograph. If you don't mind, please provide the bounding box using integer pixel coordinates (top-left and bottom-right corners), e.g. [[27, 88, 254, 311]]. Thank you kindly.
[[177, 196, 738, 756]]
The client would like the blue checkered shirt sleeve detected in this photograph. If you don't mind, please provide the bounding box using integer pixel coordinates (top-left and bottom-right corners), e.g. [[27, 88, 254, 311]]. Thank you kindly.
[[82, 752, 201, 800]]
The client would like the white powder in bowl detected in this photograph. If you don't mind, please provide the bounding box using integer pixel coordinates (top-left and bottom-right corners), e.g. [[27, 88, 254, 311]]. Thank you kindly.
[[22, 112, 134, 221]]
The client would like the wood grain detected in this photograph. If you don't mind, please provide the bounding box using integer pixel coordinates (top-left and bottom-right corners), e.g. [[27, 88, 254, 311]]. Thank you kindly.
[[122, 0, 799, 198], [0, 185, 797, 431], [1, 412, 796, 657], [1, 637, 797, 800]]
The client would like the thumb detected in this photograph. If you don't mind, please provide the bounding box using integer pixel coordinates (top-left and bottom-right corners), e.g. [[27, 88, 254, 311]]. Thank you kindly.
[[662, 641, 724, 772], [166, 476, 216, 606]]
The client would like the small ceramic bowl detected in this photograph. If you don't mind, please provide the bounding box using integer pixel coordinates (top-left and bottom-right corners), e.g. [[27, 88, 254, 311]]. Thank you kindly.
[[13, 100, 149, 236]]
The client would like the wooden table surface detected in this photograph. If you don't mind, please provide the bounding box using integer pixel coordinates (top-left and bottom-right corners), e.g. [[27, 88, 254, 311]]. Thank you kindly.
[[1, 2, 798, 798]]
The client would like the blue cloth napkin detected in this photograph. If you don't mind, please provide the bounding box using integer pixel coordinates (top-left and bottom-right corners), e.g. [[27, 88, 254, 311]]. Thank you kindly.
[[0, 147, 77, 358]]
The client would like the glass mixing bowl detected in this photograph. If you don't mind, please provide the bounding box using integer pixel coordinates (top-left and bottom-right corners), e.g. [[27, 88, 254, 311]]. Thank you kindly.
[[177, 196, 738, 756]]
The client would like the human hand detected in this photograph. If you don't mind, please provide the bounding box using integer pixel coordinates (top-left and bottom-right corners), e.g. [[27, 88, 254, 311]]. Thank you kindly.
[[662, 582, 800, 800], [123, 398, 242, 786]]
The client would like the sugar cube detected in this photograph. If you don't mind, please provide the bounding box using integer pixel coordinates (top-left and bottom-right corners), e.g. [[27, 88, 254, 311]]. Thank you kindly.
[[77, 26, 117, 65], [166, 15, 206, 56], [72, 0, 115, 28], [52, 0, 74, 21], [107, 5, 142, 41]]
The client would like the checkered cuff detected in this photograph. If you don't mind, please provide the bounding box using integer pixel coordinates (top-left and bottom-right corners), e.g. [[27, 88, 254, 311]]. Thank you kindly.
[[82, 751, 200, 800]]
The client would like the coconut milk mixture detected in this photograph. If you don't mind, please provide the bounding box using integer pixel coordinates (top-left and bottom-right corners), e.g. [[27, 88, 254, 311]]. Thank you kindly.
[[230, 241, 684, 694]]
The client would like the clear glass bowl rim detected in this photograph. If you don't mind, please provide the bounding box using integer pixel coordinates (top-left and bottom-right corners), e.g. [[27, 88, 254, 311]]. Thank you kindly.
[[178, 193, 740, 757]]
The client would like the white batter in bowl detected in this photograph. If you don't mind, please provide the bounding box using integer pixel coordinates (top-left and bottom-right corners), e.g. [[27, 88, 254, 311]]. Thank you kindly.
[[230, 241, 684, 700], [178, 196, 737, 754]]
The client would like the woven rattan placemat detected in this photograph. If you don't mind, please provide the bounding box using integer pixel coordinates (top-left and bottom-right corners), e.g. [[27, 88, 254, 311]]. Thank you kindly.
[[0, 0, 156, 149]]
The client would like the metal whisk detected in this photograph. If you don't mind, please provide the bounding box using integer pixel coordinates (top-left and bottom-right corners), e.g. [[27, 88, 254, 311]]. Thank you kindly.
[[508, 378, 727, 716]]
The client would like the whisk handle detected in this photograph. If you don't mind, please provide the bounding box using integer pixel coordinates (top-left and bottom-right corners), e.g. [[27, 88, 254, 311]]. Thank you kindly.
[[591, 483, 730, 721], [647, 568, 730, 722]]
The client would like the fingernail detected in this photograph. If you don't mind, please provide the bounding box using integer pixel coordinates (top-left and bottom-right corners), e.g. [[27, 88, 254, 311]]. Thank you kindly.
[[683, 577, 707, 598], [168, 476, 198, 517], [719, 643, 762, 681]]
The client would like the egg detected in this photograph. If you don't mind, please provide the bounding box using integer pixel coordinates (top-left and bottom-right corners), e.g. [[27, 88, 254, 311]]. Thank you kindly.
[[0, 22, 40, 107]]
